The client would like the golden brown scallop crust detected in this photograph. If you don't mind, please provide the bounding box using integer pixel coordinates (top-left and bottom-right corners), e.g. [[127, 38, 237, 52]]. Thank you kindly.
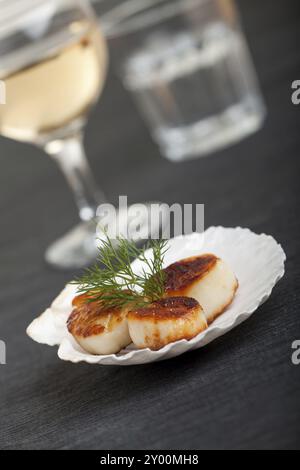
[[128, 296, 200, 321], [164, 254, 218, 296], [67, 299, 125, 339], [72, 292, 103, 307]]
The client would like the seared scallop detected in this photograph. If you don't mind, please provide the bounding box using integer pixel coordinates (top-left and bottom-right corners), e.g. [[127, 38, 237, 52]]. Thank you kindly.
[[128, 297, 208, 350], [164, 254, 238, 324], [67, 294, 131, 355]]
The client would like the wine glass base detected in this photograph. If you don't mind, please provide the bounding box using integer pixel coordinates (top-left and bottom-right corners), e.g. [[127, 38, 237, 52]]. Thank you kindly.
[[45, 221, 99, 270], [45, 203, 168, 270]]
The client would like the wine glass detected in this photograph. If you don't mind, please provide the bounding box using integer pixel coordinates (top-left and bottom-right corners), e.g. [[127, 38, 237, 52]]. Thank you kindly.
[[0, 0, 111, 269]]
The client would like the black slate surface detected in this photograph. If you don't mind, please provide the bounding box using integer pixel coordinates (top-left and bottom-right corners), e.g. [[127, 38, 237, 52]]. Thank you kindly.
[[0, 0, 300, 450]]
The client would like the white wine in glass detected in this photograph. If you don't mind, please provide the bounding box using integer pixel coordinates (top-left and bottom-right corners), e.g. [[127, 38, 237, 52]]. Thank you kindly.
[[0, 0, 109, 268], [0, 25, 106, 143]]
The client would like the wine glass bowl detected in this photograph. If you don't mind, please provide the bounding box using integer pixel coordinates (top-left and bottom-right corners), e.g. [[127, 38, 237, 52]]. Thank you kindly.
[[0, 0, 108, 145]]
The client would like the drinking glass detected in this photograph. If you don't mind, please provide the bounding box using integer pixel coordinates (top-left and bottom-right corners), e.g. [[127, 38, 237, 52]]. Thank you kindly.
[[95, 0, 266, 162]]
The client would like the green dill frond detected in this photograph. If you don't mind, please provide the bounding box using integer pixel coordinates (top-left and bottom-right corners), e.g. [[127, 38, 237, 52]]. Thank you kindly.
[[72, 236, 169, 309]]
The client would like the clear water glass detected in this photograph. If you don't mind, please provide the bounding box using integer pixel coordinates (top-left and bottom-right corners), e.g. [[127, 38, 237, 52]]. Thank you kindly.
[[100, 0, 266, 162]]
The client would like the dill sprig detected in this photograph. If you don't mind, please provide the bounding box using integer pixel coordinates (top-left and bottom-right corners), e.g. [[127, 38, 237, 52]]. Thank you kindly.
[[72, 237, 169, 309]]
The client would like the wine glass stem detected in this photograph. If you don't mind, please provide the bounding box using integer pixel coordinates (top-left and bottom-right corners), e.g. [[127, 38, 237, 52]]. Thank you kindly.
[[45, 134, 106, 222]]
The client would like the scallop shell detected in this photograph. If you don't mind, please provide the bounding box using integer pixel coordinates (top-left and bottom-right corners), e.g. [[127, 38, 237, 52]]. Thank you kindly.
[[27, 227, 286, 365]]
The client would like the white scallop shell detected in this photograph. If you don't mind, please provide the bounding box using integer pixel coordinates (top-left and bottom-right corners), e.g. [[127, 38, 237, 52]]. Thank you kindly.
[[27, 227, 286, 366]]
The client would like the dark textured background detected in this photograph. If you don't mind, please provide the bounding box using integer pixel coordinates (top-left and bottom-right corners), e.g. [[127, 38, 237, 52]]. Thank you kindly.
[[0, 0, 300, 450]]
